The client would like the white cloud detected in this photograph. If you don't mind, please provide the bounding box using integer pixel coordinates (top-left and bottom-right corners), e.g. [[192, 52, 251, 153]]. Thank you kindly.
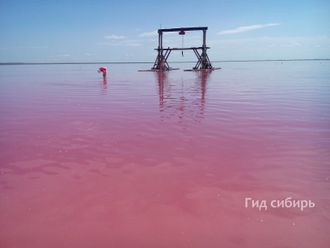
[[138, 30, 183, 38], [139, 30, 158, 37], [98, 40, 141, 47], [208, 35, 330, 60], [104, 35, 126, 40], [101, 34, 141, 46], [56, 54, 71, 57], [211, 36, 330, 47], [218, 23, 280, 35]]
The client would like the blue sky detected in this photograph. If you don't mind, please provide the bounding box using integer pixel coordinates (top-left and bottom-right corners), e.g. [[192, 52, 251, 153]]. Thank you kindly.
[[0, 0, 329, 62]]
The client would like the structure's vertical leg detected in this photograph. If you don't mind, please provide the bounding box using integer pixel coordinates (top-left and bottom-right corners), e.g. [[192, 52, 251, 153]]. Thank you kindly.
[[153, 31, 169, 71], [153, 32, 161, 70], [159, 32, 164, 69], [202, 30, 206, 49], [159, 32, 166, 70], [201, 30, 206, 69], [152, 32, 161, 69], [200, 30, 213, 69]]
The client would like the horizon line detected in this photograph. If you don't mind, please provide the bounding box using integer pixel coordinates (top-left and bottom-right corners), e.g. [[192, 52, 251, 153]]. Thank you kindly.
[[0, 58, 329, 65]]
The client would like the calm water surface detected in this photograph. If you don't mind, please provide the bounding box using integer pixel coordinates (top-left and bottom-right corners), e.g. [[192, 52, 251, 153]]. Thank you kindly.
[[0, 62, 329, 248]]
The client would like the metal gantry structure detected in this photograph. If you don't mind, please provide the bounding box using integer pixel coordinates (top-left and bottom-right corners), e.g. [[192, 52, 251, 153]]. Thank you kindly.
[[152, 26, 216, 71]]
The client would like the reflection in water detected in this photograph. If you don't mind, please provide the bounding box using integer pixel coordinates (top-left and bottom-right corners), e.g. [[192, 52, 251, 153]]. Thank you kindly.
[[155, 71, 167, 109], [155, 71, 211, 122], [100, 76, 108, 94]]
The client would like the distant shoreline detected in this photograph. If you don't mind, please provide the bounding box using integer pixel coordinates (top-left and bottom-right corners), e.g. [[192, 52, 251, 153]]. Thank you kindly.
[[0, 58, 329, 66]]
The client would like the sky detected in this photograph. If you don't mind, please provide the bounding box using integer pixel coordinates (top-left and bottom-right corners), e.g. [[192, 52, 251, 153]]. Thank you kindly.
[[0, 0, 329, 62]]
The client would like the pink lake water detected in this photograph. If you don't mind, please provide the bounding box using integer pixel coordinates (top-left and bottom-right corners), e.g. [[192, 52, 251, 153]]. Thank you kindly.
[[0, 61, 329, 248]]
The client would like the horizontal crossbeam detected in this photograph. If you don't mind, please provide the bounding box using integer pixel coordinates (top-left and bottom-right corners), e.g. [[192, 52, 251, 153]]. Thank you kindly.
[[154, 47, 210, 51], [158, 27, 208, 33]]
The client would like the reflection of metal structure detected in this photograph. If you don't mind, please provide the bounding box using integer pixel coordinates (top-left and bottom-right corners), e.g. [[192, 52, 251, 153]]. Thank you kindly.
[[152, 27, 216, 71], [155, 71, 210, 122]]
